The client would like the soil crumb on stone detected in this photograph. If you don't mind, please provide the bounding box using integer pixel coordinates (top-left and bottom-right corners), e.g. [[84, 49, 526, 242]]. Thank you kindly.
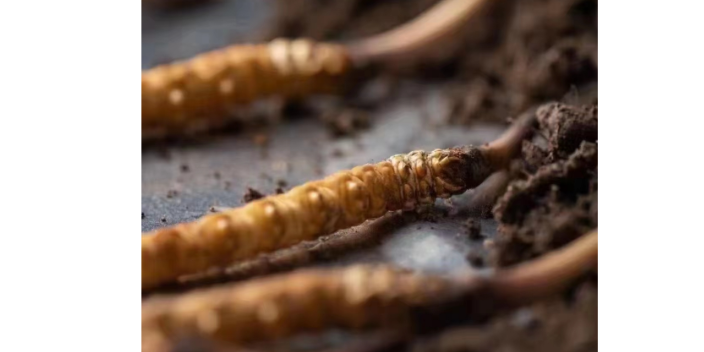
[[462, 218, 483, 240], [466, 249, 485, 267], [242, 187, 266, 203]]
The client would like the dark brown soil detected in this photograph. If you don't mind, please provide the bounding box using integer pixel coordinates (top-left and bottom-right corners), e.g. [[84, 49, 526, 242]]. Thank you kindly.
[[537, 102, 598, 160], [411, 101, 598, 352], [491, 138, 597, 266], [266, 0, 598, 126]]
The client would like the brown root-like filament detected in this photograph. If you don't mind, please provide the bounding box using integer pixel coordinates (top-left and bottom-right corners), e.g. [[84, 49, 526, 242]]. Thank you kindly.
[[346, 0, 490, 63], [484, 229, 598, 306]]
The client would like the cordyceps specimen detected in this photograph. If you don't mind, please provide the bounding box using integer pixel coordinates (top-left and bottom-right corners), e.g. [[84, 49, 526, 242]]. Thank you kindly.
[[142, 229, 597, 352], [142, 112, 536, 291], [142, 0, 489, 139]]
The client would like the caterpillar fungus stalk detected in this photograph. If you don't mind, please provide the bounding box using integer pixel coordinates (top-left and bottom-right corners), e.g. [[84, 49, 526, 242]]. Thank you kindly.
[[141, 114, 535, 290], [142, 39, 351, 139], [142, 230, 597, 352]]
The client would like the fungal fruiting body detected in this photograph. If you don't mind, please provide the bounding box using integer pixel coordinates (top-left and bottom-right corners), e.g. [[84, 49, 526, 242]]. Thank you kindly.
[[142, 147, 494, 290], [142, 39, 351, 139], [142, 230, 597, 352]]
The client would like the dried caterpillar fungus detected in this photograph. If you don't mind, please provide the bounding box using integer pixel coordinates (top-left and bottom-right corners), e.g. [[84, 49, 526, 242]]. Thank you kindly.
[[142, 147, 494, 290], [143, 230, 597, 352], [142, 265, 469, 352], [142, 39, 351, 139], [142, 113, 537, 290]]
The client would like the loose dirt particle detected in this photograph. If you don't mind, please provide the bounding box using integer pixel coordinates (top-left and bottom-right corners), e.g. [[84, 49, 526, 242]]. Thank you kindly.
[[462, 218, 483, 240], [253, 133, 269, 147], [166, 190, 178, 198], [466, 250, 485, 267], [242, 187, 266, 203], [180, 164, 190, 173]]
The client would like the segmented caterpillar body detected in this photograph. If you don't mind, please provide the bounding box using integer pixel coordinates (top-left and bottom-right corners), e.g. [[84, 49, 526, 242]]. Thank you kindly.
[[142, 147, 492, 290], [142, 39, 351, 139], [142, 265, 468, 352]]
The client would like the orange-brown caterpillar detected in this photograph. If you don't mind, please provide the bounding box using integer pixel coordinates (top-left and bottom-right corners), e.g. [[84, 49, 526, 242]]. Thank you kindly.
[[141, 114, 536, 290], [142, 39, 351, 139], [147, 170, 513, 295], [142, 230, 597, 352], [143, 147, 493, 290], [142, 0, 492, 139], [142, 265, 469, 352]]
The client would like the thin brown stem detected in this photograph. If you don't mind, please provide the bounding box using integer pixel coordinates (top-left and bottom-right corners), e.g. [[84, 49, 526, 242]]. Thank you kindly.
[[346, 0, 490, 64], [486, 229, 598, 306], [482, 110, 538, 171]]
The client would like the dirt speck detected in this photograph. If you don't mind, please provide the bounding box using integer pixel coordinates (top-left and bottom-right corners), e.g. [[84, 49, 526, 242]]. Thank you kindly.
[[466, 249, 485, 267], [331, 148, 345, 158], [320, 108, 371, 137], [253, 133, 269, 147], [242, 187, 266, 203], [462, 218, 483, 240]]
